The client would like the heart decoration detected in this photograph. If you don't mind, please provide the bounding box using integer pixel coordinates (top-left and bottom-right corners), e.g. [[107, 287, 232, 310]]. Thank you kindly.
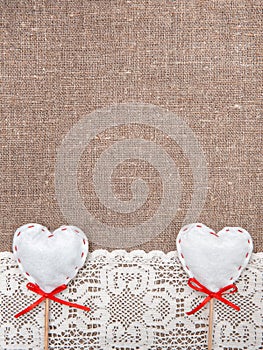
[[13, 223, 89, 293], [176, 223, 253, 292]]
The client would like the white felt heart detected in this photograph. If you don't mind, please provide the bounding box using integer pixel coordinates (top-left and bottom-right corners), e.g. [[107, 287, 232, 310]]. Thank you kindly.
[[176, 223, 253, 292], [13, 223, 89, 293]]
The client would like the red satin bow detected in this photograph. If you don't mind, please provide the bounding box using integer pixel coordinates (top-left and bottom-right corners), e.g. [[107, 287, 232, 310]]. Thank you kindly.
[[15, 282, 90, 318], [186, 278, 240, 315]]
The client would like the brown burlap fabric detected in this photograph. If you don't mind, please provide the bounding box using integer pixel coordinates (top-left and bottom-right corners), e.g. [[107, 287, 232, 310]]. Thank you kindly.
[[1, 1, 262, 252]]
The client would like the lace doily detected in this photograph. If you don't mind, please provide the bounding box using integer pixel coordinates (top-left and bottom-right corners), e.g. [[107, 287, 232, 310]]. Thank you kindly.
[[0, 250, 262, 350]]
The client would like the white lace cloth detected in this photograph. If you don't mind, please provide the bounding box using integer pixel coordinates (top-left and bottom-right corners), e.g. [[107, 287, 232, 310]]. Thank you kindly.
[[0, 250, 262, 350]]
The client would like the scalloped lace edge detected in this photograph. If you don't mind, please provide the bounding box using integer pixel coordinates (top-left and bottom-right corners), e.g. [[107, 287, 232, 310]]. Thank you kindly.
[[1, 249, 262, 262]]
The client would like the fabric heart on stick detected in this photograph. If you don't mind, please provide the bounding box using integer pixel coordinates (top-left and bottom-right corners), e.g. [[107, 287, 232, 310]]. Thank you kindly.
[[13, 223, 90, 350], [13, 223, 89, 293], [176, 223, 253, 350], [176, 223, 253, 293]]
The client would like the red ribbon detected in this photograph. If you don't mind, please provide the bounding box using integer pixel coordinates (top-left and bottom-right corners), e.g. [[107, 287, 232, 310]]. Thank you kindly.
[[186, 278, 240, 315], [15, 283, 90, 318]]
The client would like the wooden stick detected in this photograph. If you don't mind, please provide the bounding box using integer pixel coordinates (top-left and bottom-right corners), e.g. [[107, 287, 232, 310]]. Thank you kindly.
[[208, 298, 214, 350], [44, 298, 49, 350]]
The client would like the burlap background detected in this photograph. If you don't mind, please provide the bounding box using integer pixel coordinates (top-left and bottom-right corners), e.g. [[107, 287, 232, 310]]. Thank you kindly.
[[1, 1, 262, 252]]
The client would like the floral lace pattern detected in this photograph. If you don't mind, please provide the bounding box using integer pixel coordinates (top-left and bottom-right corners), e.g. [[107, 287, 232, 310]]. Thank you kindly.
[[0, 250, 262, 350]]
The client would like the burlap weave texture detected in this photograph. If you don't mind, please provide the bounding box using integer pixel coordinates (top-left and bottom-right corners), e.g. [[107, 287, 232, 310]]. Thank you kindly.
[[1, 1, 262, 252]]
